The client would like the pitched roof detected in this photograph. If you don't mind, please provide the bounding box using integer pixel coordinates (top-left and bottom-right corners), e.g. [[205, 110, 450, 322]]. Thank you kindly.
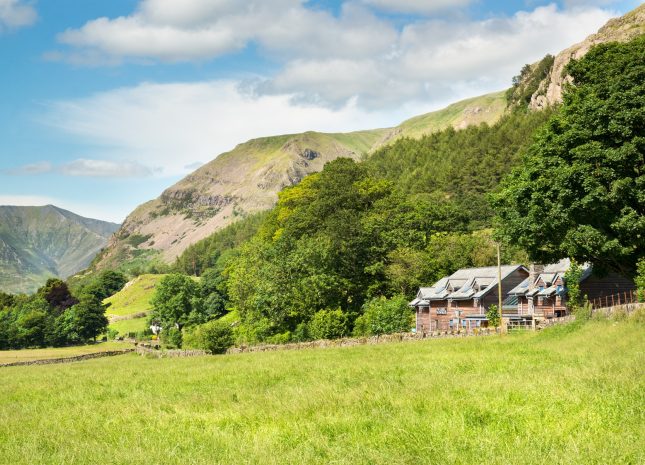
[[414, 265, 527, 302]]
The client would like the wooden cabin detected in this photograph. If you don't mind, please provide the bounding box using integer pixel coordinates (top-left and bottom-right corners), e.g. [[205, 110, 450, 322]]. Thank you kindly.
[[505, 259, 636, 319], [410, 265, 529, 333]]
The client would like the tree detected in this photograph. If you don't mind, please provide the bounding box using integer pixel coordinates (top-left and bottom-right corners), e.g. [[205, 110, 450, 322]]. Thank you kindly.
[[38, 279, 78, 314], [70, 294, 109, 342], [150, 273, 200, 331], [185, 319, 234, 354], [492, 36, 645, 277], [354, 296, 413, 336], [308, 309, 348, 340], [564, 261, 584, 313], [486, 304, 501, 329]]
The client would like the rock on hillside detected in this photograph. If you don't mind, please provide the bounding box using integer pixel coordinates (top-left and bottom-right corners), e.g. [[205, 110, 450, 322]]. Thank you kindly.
[[530, 4, 644, 110], [0, 205, 120, 294], [93, 91, 507, 270]]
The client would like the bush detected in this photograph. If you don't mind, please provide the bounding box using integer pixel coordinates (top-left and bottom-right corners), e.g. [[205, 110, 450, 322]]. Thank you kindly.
[[163, 327, 183, 349], [355, 296, 413, 337], [184, 319, 234, 354], [308, 309, 348, 340], [574, 301, 593, 322], [636, 258, 645, 303], [486, 304, 501, 328]]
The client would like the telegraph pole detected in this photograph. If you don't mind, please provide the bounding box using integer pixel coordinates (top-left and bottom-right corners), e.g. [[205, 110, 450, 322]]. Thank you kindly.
[[497, 243, 505, 333]]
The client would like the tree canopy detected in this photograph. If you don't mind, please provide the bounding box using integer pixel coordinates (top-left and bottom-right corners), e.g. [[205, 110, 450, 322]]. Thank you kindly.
[[492, 35, 645, 277]]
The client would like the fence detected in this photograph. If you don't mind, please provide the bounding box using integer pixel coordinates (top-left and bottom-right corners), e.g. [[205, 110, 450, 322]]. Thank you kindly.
[[588, 290, 641, 310]]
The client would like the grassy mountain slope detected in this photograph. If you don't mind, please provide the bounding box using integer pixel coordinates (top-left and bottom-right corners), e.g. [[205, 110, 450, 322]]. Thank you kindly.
[[103, 273, 166, 318], [0, 205, 119, 294], [1, 317, 642, 464], [94, 92, 507, 271]]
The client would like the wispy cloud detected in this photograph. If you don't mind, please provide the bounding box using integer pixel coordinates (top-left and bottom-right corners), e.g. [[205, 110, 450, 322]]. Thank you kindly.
[[4, 158, 159, 178], [39, 80, 419, 177], [0, 0, 37, 32]]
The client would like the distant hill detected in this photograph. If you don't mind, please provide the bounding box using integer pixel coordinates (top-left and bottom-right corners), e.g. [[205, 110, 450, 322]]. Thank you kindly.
[[0, 205, 119, 294], [93, 91, 507, 270]]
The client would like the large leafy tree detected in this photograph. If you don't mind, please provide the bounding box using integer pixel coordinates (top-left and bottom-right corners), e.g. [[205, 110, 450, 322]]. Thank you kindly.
[[492, 36, 645, 276], [150, 273, 200, 331]]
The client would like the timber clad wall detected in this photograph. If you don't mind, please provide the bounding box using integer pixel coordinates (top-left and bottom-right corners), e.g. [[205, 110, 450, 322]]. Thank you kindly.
[[580, 272, 636, 301]]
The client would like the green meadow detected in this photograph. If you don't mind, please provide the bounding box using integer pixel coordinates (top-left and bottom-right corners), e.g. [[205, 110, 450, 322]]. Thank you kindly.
[[103, 273, 165, 317], [0, 318, 643, 465]]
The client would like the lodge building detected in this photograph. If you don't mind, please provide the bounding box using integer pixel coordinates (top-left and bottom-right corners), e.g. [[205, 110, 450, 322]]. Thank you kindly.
[[411, 259, 636, 333]]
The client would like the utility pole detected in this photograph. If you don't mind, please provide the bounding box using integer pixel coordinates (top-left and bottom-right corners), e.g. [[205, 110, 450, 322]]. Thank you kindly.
[[497, 243, 505, 334]]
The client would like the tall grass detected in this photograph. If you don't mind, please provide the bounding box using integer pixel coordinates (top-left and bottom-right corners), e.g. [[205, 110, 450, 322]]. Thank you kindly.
[[0, 319, 642, 465]]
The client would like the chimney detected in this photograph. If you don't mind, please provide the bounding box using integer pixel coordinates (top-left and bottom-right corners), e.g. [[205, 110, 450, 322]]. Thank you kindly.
[[528, 263, 544, 290]]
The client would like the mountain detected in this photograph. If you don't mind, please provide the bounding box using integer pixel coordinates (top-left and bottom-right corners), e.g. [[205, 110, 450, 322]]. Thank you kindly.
[[94, 91, 507, 269], [93, 5, 644, 272], [0, 205, 120, 294]]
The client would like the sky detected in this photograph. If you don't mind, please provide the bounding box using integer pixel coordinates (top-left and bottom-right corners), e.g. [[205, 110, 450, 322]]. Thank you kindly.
[[0, 0, 639, 223]]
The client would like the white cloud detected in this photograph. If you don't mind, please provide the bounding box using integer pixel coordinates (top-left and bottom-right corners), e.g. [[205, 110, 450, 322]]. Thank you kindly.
[[4, 161, 52, 175], [360, 0, 472, 15], [258, 4, 616, 108], [53, 1, 616, 109], [55, 0, 396, 64], [42, 80, 425, 177], [5, 159, 156, 178], [59, 159, 157, 177], [0, 0, 36, 31]]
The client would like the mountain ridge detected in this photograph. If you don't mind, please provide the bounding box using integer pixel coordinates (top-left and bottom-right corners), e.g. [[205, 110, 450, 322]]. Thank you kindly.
[[0, 205, 119, 294]]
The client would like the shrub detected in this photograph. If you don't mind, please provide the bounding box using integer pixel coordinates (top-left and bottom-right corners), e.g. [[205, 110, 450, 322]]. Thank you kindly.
[[292, 323, 310, 342], [163, 327, 183, 349], [636, 258, 645, 303], [308, 309, 348, 340], [356, 296, 413, 337], [486, 304, 501, 328], [184, 319, 234, 354], [574, 301, 593, 322]]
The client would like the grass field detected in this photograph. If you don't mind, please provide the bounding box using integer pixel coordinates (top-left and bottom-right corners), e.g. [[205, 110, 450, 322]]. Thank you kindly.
[[0, 317, 642, 465], [0, 341, 132, 364], [109, 316, 149, 335], [103, 273, 166, 317]]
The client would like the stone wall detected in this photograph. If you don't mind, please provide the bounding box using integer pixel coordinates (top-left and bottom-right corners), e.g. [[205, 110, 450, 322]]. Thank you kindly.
[[0, 349, 133, 368]]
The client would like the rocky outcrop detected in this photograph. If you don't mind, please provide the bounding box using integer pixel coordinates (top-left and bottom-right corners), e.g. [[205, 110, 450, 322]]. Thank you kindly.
[[529, 4, 645, 110]]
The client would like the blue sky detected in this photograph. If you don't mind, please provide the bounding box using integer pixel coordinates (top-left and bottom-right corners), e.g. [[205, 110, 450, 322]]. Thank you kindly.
[[0, 0, 639, 222]]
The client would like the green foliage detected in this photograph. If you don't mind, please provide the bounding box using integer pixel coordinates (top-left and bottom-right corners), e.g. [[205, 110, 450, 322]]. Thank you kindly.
[[506, 54, 555, 107], [354, 296, 412, 336], [163, 327, 183, 349], [150, 273, 200, 331], [367, 109, 553, 227], [636, 257, 645, 302], [227, 159, 459, 340], [174, 211, 267, 275], [486, 304, 501, 328], [564, 260, 584, 313], [184, 319, 234, 354], [493, 36, 645, 277], [308, 309, 349, 340]]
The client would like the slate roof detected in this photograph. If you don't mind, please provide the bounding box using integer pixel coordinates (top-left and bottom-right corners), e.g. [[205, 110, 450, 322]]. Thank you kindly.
[[410, 265, 526, 305]]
